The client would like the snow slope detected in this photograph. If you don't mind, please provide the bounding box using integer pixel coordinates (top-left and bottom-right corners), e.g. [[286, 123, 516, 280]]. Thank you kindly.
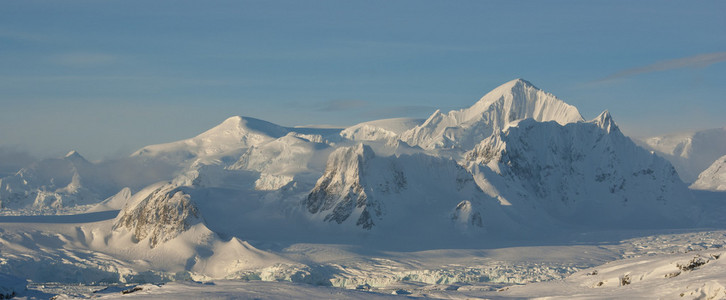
[[639, 127, 726, 183], [400, 79, 584, 151], [691, 155, 726, 191]]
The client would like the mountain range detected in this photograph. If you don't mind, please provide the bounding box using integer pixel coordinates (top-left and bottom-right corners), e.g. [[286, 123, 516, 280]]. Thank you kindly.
[[0, 79, 721, 249]]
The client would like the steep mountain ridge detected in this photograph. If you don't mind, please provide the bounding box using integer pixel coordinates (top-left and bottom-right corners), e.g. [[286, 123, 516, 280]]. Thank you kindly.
[[304, 144, 515, 234], [466, 111, 696, 228], [400, 79, 584, 151]]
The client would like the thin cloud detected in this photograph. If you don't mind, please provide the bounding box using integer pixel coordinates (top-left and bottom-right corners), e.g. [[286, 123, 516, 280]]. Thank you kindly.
[[597, 52, 726, 82], [316, 99, 368, 112]]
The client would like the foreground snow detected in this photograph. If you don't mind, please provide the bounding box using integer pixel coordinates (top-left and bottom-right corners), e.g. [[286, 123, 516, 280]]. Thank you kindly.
[[29, 245, 726, 299], [3, 208, 726, 299]]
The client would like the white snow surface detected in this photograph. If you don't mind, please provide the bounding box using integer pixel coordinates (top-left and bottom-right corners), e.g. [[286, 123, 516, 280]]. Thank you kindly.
[[0, 78, 724, 299], [691, 155, 726, 191]]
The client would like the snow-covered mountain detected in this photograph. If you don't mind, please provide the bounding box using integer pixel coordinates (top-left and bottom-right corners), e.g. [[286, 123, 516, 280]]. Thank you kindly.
[[639, 127, 726, 183], [0, 151, 100, 210], [691, 155, 726, 191], [102, 79, 701, 245], [132, 116, 291, 166], [400, 79, 584, 151], [0, 150, 179, 213], [465, 111, 696, 228]]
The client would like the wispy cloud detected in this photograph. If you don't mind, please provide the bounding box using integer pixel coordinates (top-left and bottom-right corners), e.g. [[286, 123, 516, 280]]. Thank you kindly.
[[596, 52, 726, 82], [316, 99, 368, 112]]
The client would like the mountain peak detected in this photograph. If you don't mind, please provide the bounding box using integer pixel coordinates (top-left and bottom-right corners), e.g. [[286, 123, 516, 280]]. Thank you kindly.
[[222, 115, 243, 124], [591, 110, 618, 133], [65, 150, 81, 158], [64, 150, 88, 163], [400, 79, 584, 151], [465, 79, 578, 120], [196, 116, 289, 143], [504, 78, 537, 90]]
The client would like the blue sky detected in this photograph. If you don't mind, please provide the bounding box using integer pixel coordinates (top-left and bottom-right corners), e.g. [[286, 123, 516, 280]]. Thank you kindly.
[[1, 0, 725, 160]]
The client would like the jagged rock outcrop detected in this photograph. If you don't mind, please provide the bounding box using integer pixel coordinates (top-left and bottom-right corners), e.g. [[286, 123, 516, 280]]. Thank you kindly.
[[114, 183, 201, 247], [466, 111, 697, 227], [305, 144, 377, 228], [305, 144, 503, 232]]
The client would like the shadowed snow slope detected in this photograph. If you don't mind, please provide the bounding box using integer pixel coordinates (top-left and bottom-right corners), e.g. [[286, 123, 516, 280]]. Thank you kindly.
[[401, 79, 584, 151]]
